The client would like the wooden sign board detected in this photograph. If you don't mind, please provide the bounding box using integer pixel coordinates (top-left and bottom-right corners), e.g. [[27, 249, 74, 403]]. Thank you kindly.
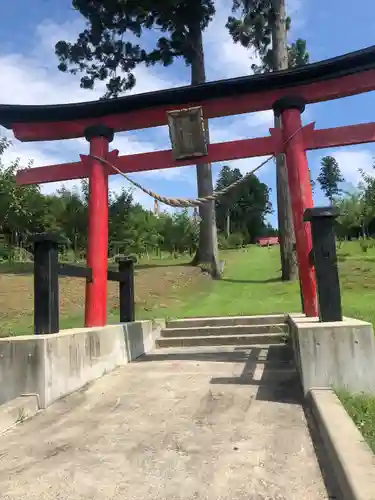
[[167, 106, 208, 160]]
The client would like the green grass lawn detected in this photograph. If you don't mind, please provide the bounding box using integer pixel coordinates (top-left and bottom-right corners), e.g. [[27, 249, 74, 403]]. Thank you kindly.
[[336, 390, 375, 454], [131, 246, 300, 321], [3, 240, 375, 328], [130, 241, 375, 325]]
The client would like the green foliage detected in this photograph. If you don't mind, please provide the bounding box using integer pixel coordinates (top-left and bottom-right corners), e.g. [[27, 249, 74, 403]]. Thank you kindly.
[[334, 160, 375, 240], [227, 232, 245, 248], [218, 232, 244, 250], [336, 193, 367, 239], [0, 138, 47, 249], [317, 156, 344, 203], [227, 0, 310, 73], [56, 0, 215, 97], [337, 389, 375, 453], [0, 138, 276, 262], [360, 238, 370, 253], [288, 39, 309, 68], [0, 140, 198, 260], [215, 164, 273, 243], [217, 233, 230, 250]]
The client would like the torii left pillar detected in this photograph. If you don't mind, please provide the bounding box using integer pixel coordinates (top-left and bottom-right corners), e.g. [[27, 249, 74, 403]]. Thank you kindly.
[[84, 125, 114, 327]]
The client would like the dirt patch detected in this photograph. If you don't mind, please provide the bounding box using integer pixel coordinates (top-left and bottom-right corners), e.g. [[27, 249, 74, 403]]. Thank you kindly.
[[0, 264, 205, 335]]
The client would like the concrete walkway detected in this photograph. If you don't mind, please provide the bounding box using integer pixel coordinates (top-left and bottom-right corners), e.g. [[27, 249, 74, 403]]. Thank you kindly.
[[0, 345, 331, 499]]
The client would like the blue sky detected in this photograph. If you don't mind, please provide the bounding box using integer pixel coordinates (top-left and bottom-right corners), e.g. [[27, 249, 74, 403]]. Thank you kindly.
[[1, 0, 375, 226]]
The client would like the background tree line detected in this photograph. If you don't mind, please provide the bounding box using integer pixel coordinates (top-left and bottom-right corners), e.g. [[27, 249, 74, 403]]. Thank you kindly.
[[3, 131, 375, 263], [0, 138, 274, 262], [310, 152, 375, 243]]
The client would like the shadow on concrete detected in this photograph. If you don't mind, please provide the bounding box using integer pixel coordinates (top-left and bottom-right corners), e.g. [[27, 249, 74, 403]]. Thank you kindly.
[[209, 345, 301, 405], [139, 345, 300, 405], [220, 277, 281, 284], [135, 349, 252, 363]]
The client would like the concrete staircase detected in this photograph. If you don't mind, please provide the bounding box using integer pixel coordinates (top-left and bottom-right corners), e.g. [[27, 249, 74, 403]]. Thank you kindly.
[[156, 314, 289, 348]]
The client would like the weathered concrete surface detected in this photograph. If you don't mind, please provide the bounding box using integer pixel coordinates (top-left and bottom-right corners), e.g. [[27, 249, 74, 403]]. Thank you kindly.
[[0, 345, 330, 499], [289, 314, 375, 395], [0, 394, 40, 435], [0, 320, 164, 408]]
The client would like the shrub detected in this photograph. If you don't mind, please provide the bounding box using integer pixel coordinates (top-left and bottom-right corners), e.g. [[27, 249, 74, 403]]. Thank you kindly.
[[360, 239, 370, 253], [0, 244, 8, 260], [218, 234, 230, 250], [227, 232, 244, 249], [125, 253, 138, 264]]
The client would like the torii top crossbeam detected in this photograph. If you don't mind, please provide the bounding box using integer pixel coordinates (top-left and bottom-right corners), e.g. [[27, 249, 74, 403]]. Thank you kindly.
[[1, 45, 375, 142]]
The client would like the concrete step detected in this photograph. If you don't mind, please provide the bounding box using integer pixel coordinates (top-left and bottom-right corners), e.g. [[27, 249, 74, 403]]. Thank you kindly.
[[156, 332, 286, 348], [166, 314, 286, 329], [160, 323, 288, 338]]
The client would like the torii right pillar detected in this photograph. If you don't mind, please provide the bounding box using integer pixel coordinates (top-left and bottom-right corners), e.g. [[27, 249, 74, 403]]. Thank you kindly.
[[272, 96, 318, 317]]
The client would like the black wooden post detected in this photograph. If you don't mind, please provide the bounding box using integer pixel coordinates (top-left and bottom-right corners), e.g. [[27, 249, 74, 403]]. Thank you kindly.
[[116, 257, 135, 322], [30, 233, 62, 334], [304, 207, 342, 322]]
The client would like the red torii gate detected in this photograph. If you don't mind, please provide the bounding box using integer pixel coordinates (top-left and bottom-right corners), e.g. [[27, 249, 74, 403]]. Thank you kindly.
[[2, 45, 375, 327]]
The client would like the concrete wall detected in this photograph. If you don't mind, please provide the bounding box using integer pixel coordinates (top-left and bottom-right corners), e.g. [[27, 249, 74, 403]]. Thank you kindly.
[[0, 320, 164, 408], [289, 314, 375, 395]]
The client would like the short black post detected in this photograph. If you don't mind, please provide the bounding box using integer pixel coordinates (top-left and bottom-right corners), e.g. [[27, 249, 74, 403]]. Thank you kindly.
[[30, 233, 61, 334], [116, 257, 135, 322], [304, 207, 342, 322]]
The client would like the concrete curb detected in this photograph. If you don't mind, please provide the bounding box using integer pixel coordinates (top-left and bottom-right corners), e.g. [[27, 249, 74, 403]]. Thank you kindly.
[[0, 394, 40, 435], [309, 388, 375, 500]]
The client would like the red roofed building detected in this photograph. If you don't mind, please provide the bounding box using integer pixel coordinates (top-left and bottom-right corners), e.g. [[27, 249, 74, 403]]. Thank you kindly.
[[256, 236, 279, 247]]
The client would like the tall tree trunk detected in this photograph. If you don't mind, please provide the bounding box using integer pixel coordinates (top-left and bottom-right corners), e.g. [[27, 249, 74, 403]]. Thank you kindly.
[[189, 21, 220, 278], [272, 0, 298, 281], [226, 211, 231, 238]]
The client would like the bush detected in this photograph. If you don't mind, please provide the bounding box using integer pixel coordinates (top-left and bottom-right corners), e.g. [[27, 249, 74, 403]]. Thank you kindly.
[[125, 253, 138, 264], [360, 239, 370, 253], [218, 232, 244, 250], [218, 234, 230, 250], [227, 233, 244, 249], [0, 244, 8, 260]]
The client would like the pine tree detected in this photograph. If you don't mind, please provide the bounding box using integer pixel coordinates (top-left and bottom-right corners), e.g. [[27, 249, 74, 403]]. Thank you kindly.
[[55, 0, 220, 275], [317, 156, 344, 204], [227, 0, 310, 281], [215, 164, 272, 242]]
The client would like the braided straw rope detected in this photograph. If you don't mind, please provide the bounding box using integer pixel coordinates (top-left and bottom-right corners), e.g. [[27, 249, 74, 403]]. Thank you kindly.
[[89, 126, 301, 208]]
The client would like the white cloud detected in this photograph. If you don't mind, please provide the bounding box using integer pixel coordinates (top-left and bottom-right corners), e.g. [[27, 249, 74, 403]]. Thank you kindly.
[[204, 0, 261, 80], [0, 19, 176, 195], [0, 0, 308, 209], [314, 148, 374, 187], [209, 111, 275, 143]]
